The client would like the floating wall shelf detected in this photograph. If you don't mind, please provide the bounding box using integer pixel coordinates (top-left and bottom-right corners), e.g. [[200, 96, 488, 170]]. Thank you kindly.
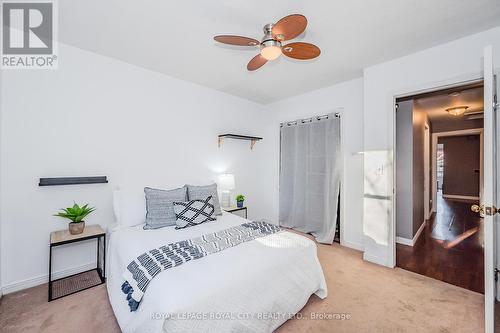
[[39, 176, 108, 186], [218, 134, 263, 150]]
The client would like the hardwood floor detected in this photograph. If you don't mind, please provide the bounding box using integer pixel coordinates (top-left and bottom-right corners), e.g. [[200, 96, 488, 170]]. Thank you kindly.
[[396, 193, 484, 294]]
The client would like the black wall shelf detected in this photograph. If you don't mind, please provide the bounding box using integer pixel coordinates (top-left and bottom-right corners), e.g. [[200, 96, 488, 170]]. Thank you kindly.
[[39, 176, 108, 186], [218, 134, 263, 150]]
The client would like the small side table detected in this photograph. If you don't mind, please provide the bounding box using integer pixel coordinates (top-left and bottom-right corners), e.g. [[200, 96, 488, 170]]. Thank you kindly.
[[49, 224, 106, 301], [223, 206, 247, 219]]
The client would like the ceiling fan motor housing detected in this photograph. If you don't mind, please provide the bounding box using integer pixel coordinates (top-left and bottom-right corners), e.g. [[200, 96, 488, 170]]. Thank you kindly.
[[262, 24, 279, 44], [261, 23, 281, 51]]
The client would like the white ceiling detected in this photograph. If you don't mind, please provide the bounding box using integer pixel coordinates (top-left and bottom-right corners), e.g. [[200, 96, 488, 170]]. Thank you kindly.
[[414, 86, 484, 123], [59, 1, 500, 104]]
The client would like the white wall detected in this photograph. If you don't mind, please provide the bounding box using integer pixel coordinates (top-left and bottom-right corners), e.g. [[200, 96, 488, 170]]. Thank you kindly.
[[0, 43, 276, 292], [265, 78, 365, 250], [363, 26, 500, 266]]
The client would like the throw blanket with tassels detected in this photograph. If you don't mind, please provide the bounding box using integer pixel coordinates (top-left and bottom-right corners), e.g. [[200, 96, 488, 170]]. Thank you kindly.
[[121, 221, 282, 311]]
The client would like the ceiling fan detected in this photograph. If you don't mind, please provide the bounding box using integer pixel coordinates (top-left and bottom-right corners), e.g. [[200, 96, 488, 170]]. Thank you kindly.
[[214, 14, 321, 71]]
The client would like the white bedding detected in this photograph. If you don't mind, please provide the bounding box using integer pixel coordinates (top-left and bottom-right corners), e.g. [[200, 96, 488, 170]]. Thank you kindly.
[[107, 212, 327, 333]]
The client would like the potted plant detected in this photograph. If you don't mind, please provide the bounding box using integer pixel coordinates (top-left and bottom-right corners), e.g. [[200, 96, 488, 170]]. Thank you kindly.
[[236, 194, 245, 208], [54, 203, 95, 235]]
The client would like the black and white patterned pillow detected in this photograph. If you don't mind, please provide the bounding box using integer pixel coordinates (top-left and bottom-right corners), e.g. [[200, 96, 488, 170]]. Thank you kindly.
[[173, 196, 216, 229]]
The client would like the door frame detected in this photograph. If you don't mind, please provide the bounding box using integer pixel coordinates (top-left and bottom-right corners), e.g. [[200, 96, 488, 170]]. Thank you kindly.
[[431, 128, 484, 213], [391, 75, 485, 268]]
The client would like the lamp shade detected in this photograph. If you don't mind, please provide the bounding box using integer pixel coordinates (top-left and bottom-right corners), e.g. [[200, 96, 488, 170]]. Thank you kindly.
[[218, 173, 235, 190]]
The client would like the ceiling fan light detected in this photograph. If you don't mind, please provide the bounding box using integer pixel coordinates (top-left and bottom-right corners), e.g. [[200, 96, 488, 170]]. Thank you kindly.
[[260, 40, 282, 60], [261, 46, 282, 60], [446, 106, 469, 116]]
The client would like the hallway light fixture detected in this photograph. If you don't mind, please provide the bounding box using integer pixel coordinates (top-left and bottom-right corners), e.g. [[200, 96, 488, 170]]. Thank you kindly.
[[446, 106, 469, 116]]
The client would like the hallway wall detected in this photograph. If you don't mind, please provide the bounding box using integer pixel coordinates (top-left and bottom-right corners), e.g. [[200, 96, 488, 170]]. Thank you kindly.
[[396, 100, 414, 240], [432, 119, 483, 133], [412, 106, 430, 237], [395, 100, 429, 241]]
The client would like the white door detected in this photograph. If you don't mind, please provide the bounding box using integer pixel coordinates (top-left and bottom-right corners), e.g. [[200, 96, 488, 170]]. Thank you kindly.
[[482, 45, 499, 333]]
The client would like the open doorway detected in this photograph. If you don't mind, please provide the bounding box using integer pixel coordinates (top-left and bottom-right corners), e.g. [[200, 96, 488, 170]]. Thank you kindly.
[[395, 81, 485, 294]]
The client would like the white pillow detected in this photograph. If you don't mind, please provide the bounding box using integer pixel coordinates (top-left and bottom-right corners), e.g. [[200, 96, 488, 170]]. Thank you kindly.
[[113, 189, 146, 227]]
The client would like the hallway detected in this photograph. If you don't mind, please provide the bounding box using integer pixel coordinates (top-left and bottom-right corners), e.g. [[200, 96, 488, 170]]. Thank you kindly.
[[396, 193, 484, 294]]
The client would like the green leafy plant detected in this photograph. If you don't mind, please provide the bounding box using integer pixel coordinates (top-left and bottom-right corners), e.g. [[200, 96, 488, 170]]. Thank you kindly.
[[236, 194, 245, 202], [54, 203, 95, 223]]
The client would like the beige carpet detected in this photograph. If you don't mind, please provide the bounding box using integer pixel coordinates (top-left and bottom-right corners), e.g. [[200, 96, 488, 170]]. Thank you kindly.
[[0, 243, 483, 333]]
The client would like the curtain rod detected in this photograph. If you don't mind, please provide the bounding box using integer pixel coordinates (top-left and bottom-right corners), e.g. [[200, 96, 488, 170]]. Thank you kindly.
[[280, 112, 340, 127]]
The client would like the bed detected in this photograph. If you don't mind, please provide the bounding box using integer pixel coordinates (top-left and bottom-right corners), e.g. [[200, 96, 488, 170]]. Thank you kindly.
[[107, 211, 327, 333]]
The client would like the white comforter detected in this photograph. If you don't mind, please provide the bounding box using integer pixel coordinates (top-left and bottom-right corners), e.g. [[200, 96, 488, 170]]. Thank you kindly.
[[107, 212, 327, 333]]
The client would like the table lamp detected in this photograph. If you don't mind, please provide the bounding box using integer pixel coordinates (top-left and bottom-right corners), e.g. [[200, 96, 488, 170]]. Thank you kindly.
[[218, 173, 235, 207]]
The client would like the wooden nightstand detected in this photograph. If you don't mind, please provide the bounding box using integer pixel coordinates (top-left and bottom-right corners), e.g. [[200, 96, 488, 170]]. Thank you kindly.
[[49, 224, 106, 301], [223, 206, 247, 219]]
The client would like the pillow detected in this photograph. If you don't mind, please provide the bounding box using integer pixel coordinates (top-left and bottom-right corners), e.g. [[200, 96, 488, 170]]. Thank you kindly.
[[113, 189, 146, 227], [144, 186, 187, 229], [186, 183, 222, 215], [174, 196, 216, 229]]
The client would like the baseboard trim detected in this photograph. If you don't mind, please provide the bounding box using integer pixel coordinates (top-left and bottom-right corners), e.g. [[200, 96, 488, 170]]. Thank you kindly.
[[413, 220, 426, 245], [1, 262, 97, 295], [396, 220, 426, 247], [340, 240, 364, 251], [442, 194, 480, 201], [395, 236, 413, 246]]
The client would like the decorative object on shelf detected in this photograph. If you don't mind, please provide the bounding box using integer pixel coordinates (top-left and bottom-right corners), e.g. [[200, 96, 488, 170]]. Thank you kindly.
[[39, 176, 108, 186], [54, 202, 96, 235], [236, 194, 245, 208], [218, 134, 263, 150], [217, 173, 235, 207]]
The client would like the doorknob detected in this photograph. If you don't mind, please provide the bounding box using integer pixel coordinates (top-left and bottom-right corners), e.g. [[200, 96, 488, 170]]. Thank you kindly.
[[471, 204, 485, 217], [471, 204, 499, 216]]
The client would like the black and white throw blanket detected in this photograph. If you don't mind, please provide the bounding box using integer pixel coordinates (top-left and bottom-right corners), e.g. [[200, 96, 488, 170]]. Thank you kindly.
[[121, 221, 282, 311]]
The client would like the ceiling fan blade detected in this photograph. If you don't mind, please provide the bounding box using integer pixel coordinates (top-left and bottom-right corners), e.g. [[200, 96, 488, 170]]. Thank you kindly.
[[282, 42, 320, 60], [272, 14, 307, 41], [214, 35, 260, 46], [247, 54, 267, 71]]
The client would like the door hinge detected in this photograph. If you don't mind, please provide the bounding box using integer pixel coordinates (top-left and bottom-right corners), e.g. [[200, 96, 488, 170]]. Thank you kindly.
[[495, 268, 499, 282]]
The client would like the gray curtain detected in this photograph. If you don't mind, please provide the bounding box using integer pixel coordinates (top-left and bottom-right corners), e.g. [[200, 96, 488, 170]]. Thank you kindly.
[[279, 115, 341, 244]]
